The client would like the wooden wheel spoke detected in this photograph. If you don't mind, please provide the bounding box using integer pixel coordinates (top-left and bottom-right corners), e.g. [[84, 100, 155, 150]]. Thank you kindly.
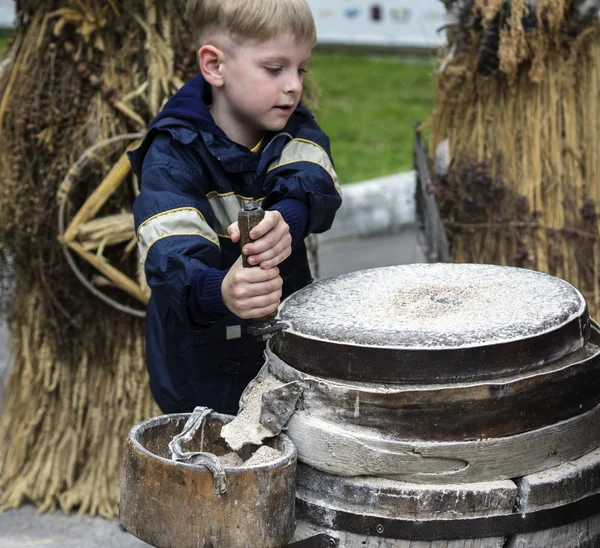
[[58, 136, 150, 309]]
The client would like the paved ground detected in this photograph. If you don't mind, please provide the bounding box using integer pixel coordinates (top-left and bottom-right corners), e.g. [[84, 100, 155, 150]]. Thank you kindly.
[[0, 228, 425, 548], [316, 228, 425, 280]]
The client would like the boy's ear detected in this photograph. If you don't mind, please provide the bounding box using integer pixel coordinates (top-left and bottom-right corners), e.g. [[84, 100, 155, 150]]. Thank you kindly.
[[199, 45, 225, 87]]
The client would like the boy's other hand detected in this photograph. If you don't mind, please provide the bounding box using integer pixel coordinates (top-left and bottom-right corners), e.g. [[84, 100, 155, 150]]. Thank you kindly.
[[221, 256, 283, 319], [227, 211, 292, 269]]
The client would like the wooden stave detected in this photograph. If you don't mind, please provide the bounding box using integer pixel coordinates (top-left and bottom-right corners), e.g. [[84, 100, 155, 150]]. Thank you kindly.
[[295, 463, 517, 520], [284, 401, 600, 483], [272, 305, 590, 384], [505, 516, 600, 548], [267, 323, 600, 441]]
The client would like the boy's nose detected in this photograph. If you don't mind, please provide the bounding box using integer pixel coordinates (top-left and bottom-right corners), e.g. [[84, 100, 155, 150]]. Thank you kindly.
[[284, 73, 302, 95]]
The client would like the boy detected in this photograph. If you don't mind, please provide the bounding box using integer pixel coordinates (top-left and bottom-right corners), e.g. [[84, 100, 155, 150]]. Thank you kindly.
[[129, 0, 342, 415]]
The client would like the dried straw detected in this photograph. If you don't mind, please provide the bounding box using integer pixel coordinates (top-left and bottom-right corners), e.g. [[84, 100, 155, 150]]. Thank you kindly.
[[0, 289, 157, 517], [431, 4, 600, 317], [0, 0, 189, 518]]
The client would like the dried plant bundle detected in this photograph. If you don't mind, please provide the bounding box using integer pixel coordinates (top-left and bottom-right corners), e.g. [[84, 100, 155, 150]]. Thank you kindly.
[[432, 0, 600, 317], [0, 0, 189, 517]]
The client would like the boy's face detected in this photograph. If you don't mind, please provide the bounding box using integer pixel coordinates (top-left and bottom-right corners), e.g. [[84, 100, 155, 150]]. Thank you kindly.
[[216, 33, 313, 145]]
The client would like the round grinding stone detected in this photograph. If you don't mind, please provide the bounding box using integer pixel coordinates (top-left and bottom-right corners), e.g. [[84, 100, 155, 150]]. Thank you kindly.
[[271, 264, 590, 383]]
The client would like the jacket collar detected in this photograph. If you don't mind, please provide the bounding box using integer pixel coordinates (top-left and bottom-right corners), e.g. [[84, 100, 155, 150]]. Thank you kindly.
[[130, 74, 315, 176]]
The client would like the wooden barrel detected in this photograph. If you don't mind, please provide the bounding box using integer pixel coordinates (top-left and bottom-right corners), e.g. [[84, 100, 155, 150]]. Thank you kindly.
[[267, 335, 600, 483], [267, 264, 600, 545], [292, 446, 600, 546], [119, 413, 296, 548]]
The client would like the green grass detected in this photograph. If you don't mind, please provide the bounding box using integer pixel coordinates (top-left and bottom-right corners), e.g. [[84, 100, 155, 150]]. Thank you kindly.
[[311, 52, 436, 183], [0, 28, 11, 57]]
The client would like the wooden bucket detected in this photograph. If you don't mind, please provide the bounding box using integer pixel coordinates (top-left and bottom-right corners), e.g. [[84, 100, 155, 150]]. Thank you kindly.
[[269, 264, 600, 546], [119, 413, 296, 548]]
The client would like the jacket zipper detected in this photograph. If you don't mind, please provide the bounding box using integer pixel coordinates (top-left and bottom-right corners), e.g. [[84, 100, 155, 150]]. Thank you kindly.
[[261, 132, 293, 158], [245, 133, 293, 204]]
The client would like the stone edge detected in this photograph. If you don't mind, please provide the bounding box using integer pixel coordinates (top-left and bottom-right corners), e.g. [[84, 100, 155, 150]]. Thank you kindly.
[[316, 171, 417, 243]]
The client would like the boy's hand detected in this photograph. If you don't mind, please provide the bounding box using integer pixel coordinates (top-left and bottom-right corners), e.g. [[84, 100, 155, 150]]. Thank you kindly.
[[228, 210, 292, 269], [221, 256, 283, 319]]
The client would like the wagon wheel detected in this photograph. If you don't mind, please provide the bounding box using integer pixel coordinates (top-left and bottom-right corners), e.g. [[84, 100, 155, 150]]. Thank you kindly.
[[57, 133, 148, 318]]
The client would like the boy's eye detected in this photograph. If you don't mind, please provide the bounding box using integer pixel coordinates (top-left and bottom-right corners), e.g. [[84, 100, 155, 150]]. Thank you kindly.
[[298, 68, 308, 75], [265, 66, 282, 74]]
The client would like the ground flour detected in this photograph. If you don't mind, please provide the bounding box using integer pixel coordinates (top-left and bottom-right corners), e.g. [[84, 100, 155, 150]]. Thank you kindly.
[[219, 452, 245, 467], [280, 264, 586, 348], [244, 446, 282, 466]]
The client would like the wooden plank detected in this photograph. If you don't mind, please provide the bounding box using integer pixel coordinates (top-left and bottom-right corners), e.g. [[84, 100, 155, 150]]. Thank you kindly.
[[267, 341, 600, 441], [292, 520, 506, 548], [285, 402, 600, 483], [289, 427, 600, 547], [297, 464, 517, 520], [414, 126, 450, 263], [507, 446, 600, 545], [516, 446, 600, 511]]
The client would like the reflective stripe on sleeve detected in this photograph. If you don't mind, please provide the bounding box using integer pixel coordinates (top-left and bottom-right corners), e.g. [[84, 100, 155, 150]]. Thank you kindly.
[[206, 192, 262, 237], [267, 138, 342, 197], [137, 207, 220, 264]]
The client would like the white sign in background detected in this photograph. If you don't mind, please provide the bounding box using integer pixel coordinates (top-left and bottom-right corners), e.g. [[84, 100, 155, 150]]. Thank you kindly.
[[306, 0, 447, 48], [0, 0, 14, 27], [0, 0, 447, 48]]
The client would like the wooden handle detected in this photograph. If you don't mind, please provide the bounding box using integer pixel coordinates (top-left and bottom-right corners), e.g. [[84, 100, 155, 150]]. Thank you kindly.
[[238, 203, 277, 321], [238, 203, 265, 269]]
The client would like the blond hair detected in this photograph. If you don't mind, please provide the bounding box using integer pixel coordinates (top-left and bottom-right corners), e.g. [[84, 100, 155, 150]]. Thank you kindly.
[[186, 0, 317, 47]]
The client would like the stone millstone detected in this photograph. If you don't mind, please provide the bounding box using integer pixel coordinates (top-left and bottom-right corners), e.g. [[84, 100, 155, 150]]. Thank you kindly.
[[271, 264, 590, 383], [281, 264, 585, 348]]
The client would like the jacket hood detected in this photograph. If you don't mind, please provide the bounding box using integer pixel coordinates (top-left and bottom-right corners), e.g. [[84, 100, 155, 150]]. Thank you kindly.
[[149, 74, 223, 136], [129, 74, 222, 177]]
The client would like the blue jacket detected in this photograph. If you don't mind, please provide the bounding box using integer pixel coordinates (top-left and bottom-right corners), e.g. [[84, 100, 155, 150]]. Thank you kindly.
[[129, 74, 342, 414]]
